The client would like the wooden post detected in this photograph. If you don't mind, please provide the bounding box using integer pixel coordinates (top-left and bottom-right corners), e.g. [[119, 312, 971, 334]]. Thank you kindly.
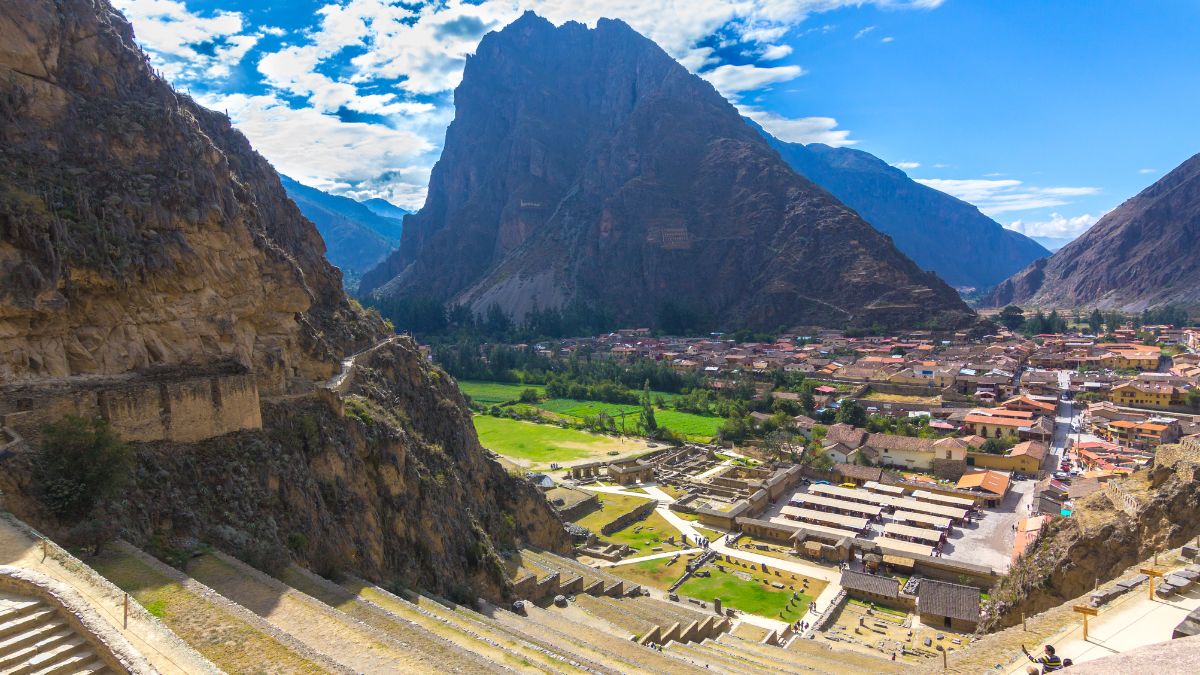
[[123, 593, 129, 629], [940, 646, 947, 670], [41, 539, 47, 563], [1141, 567, 1164, 600], [1073, 605, 1097, 641], [1022, 612, 1027, 631]]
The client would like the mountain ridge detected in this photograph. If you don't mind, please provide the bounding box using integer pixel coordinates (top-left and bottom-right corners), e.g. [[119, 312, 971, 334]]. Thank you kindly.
[[751, 123, 1050, 289], [281, 175, 402, 275], [985, 152, 1200, 309], [360, 11, 974, 332]]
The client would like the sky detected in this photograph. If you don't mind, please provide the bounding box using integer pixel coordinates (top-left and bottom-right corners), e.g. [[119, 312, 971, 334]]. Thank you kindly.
[[112, 0, 1200, 246]]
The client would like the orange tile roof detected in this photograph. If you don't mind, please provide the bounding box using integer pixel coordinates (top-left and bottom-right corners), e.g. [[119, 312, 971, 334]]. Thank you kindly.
[[957, 471, 1010, 496]]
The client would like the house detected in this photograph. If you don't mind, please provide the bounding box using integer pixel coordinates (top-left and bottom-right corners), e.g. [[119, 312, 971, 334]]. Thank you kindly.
[[839, 570, 903, 607], [1098, 344, 1162, 370], [996, 395, 1057, 418], [967, 440, 1046, 474], [1108, 381, 1186, 409], [956, 470, 1011, 506], [962, 409, 1035, 439], [832, 463, 884, 486], [822, 423, 867, 449], [917, 579, 981, 632]]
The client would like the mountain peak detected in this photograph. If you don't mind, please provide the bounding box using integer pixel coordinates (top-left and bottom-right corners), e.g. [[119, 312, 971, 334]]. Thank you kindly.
[[361, 14, 973, 331]]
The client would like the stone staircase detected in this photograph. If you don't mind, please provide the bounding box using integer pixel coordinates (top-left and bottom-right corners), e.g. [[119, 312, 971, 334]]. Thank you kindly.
[[0, 595, 108, 675]]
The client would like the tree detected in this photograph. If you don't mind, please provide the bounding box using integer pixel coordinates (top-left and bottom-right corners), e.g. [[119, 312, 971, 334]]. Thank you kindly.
[[763, 429, 799, 462], [33, 416, 133, 522], [519, 388, 540, 404], [836, 399, 867, 428], [639, 380, 657, 433], [1087, 309, 1104, 334], [998, 305, 1026, 330]]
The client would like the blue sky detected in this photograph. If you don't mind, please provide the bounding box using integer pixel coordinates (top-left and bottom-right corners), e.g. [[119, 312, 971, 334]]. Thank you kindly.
[[113, 0, 1199, 245]]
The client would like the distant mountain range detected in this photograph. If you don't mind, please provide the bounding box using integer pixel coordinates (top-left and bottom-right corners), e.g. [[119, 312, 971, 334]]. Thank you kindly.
[[752, 123, 1049, 289], [986, 152, 1200, 310], [281, 176, 406, 276], [359, 12, 973, 332]]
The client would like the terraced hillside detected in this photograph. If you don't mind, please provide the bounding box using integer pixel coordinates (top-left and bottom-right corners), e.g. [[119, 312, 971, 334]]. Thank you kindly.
[[66, 535, 905, 674]]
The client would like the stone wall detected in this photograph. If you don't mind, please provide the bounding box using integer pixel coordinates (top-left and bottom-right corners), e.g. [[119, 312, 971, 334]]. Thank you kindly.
[[1, 372, 262, 444], [599, 500, 657, 536]]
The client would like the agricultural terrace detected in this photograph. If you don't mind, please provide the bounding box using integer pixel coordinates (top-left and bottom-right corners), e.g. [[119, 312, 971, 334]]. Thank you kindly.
[[457, 380, 545, 405], [607, 553, 699, 591], [472, 416, 652, 469]]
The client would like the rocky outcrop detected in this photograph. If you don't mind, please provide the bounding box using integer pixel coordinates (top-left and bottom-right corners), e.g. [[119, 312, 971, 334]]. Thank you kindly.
[[361, 12, 975, 332], [0, 0, 568, 602], [984, 152, 1200, 310], [756, 126, 1049, 289], [982, 442, 1200, 630], [0, 0, 383, 392]]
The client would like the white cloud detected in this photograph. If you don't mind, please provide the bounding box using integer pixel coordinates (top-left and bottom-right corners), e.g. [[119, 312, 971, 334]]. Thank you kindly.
[[701, 63, 805, 98], [1006, 212, 1101, 239], [758, 44, 794, 60], [915, 177, 1101, 215], [1138, 168, 1157, 174], [855, 26, 876, 39], [742, 107, 857, 146], [112, 0, 257, 80], [894, 161, 920, 169], [880, 36, 895, 43], [202, 93, 438, 209]]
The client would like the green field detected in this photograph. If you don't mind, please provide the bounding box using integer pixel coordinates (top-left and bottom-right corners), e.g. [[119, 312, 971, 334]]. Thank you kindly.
[[458, 380, 545, 404], [537, 398, 722, 440], [573, 492, 655, 531], [602, 510, 685, 554], [608, 555, 695, 591], [472, 415, 649, 467], [679, 562, 823, 623]]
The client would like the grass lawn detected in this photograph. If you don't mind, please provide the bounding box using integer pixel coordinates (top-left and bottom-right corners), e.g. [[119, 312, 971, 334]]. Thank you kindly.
[[457, 380, 544, 405], [608, 554, 695, 591], [573, 491, 654, 531], [536, 398, 722, 441], [472, 415, 650, 468], [694, 526, 724, 542], [847, 597, 907, 617], [603, 510, 685, 554], [679, 560, 824, 623]]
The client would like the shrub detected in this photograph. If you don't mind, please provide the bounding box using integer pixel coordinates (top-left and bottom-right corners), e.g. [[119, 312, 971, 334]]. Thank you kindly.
[[33, 416, 133, 522]]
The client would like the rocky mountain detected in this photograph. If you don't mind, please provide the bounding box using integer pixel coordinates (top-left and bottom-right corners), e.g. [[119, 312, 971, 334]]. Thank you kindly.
[[986, 152, 1200, 309], [0, 0, 566, 599], [281, 176, 402, 275], [362, 196, 411, 220], [754, 125, 1049, 289], [360, 12, 974, 332]]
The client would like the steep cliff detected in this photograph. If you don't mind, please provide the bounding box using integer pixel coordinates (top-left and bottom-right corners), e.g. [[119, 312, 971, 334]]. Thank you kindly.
[[0, 0, 568, 601], [757, 128, 1049, 289], [982, 442, 1200, 630], [361, 12, 974, 332], [0, 0, 387, 392], [985, 153, 1200, 310]]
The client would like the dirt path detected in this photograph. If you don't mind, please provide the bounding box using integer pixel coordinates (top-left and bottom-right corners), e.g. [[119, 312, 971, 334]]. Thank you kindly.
[[0, 515, 219, 674]]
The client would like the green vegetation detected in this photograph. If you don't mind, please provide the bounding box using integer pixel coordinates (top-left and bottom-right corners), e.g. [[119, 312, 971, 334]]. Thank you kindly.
[[679, 563, 820, 622], [536, 398, 722, 440], [602, 511, 684, 554], [573, 492, 654, 532], [847, 597, 906, 617], [608, 555, 693, 591], [472, 415, 645, 466], [33, 416, 133, 523], [458, 380, 546, 404]]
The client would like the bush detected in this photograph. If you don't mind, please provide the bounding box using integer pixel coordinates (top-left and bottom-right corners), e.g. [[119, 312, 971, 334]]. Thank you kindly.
[[33, 416, 133, 522]]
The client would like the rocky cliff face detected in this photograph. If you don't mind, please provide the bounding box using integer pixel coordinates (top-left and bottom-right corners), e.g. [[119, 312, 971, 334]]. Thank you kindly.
[[0, 0, 567, 601], [0, 0, 382, 392], [985, 153, 1200, 310], [757, 128, 1049, 289], [360, 12, 974, 332]]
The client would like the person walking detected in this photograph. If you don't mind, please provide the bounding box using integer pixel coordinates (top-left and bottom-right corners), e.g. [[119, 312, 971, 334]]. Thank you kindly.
[[1022, 644, 1063, 672]]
